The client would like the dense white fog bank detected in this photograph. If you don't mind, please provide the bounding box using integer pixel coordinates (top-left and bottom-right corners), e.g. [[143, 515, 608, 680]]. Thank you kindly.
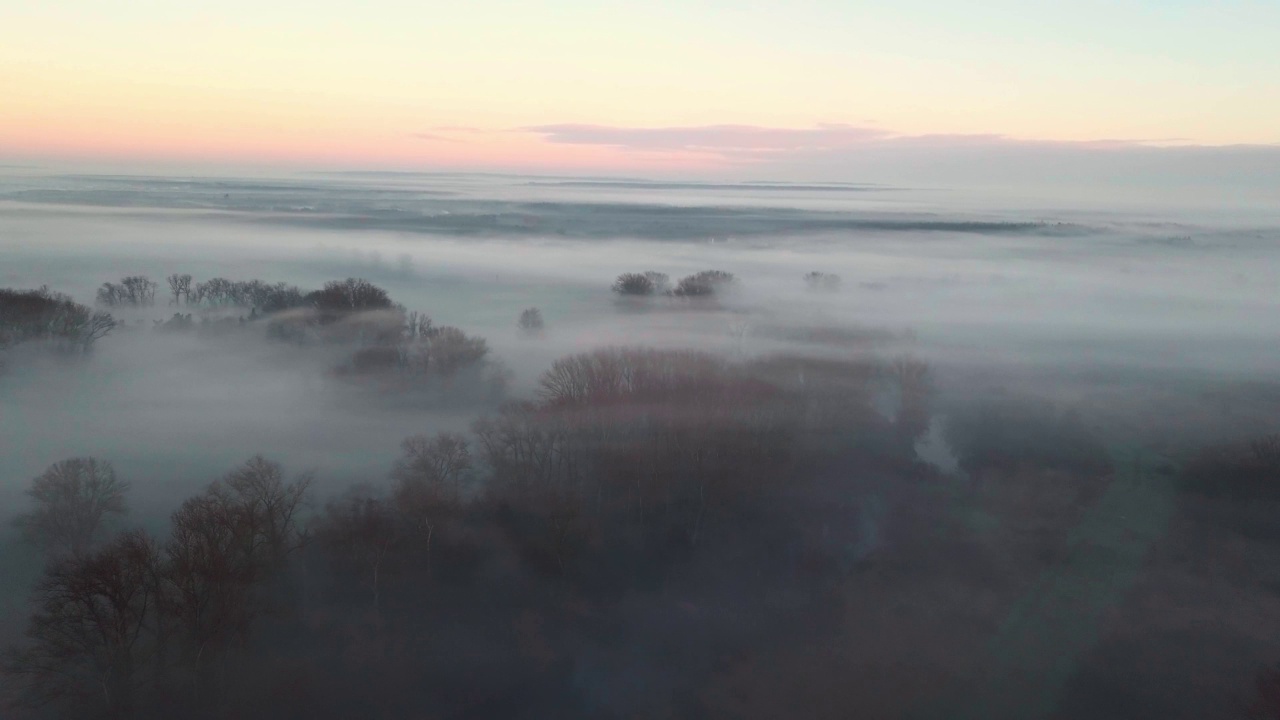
[[2, 170, 1279, 505]]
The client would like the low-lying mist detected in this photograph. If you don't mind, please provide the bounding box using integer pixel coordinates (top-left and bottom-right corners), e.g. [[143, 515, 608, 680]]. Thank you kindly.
[[1, 171, 1278, 720]]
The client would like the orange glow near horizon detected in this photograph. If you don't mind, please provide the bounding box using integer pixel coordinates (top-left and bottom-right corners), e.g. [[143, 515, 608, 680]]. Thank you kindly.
[[2, 1, 1278, 173]]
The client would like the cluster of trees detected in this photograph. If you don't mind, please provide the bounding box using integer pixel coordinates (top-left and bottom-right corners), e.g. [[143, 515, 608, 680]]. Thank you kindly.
[[611, 270, 844, 300], [803, 271, 842, 292], [611, 270, 738, 299], [96, 277, 159, 308], [4, 457, 310, 719], [1, 346, 936, 719], [80, 274, 496, 387], [191, 278, 307, 313], [5, 343, 1279, 718], [11, 458, 130, 557], [0, 287, 116, 357], [339, 314, 491, 384], [611, 271, 671, 296], [137, 274, 387, 316]]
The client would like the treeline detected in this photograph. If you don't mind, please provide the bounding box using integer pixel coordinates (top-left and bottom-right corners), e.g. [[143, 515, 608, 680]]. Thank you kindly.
[[610, 270, 843, 299], [6, 275, 496, 389], [4, 343, 1279, 717], [0, 346, 934, 719], [100, 273, 364, 314], [611, 270, 735, 298], [0, 287, 116, 356]]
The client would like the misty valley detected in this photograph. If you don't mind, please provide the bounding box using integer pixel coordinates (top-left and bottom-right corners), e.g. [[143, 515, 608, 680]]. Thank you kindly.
[[1, 173, 1279, 720]]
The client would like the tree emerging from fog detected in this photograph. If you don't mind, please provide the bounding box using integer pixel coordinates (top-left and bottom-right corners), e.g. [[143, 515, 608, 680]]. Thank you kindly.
[[96, 276, 158, 307], [4, 531, 162, 718], [518, 307, 545, 334], [428, 326, 489, 376], [612, 271, 672, 297], [307, 277, 394, 315], [803, 271, 842, 292], [13, 458, 130, 557], [166, 273, 193, 306], [0, 287, 115, 355], [674, 270, 737, 298], [612, 272, 657, 296]]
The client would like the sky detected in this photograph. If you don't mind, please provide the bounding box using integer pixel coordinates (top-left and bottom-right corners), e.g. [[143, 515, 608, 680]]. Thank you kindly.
[[1, 0, 1278, 182]]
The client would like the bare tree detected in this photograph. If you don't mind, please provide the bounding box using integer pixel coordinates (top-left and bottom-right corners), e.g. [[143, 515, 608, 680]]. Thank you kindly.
[[404, 311, 436, 341], [216, 456, 312, 570], [161, 456, 310, 703], [75, 310, 118, 352], [123, 276, 158, 306], [4, 530, 162, 719], [13, 458, 129, 557], [97, 276, 158, 307], [392, 434, 470, 573], [394, 434, 472, 496], [164, 492, 255, 686], [315, 488, 401, 618], [166, 273, 193, 306], [96, 283, 124, 307]]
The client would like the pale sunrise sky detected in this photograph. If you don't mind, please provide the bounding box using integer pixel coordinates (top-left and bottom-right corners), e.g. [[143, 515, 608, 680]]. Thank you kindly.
[[2, 0, 1278, 179]]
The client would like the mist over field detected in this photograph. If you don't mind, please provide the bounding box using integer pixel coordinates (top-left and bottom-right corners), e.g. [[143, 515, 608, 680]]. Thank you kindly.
[[2, 168, 1279, 719]]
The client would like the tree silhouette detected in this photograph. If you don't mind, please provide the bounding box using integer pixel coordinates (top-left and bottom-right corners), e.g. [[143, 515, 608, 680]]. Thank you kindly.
[[166, 273, 193, 306], [392, 433, 470, 576], [674, 270, 736, 298], [97, 276, 158, 307], [4, 531, 162, 718], [315, 488, 401, 618], [518, 307, 545, 334], [612, 273, 656, 296], [0, 287, 116, 353], [13, 458, 129, 557], [306, 278, 393, 314], [161, 457, 310, 704]]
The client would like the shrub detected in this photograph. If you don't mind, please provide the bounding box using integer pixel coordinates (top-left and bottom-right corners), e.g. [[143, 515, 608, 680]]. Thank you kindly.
[[518, 307, 545, 334], [673, 270, 736, 298], [612, 273, 656, 296]]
